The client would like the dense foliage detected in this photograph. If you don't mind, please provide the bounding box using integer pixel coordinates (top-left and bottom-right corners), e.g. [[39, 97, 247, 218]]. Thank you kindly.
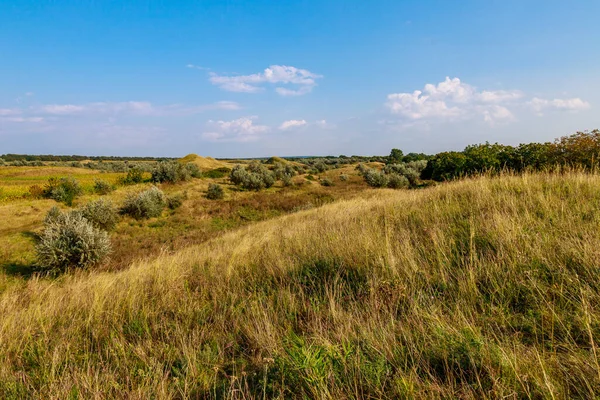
[[422, 129, 600, 181]]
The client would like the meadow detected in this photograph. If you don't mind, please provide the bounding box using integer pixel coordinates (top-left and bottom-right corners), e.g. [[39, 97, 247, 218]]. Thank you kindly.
[[0, 158, 599, 398]]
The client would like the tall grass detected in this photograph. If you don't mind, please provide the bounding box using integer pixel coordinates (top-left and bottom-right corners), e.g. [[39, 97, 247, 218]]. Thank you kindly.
[[0, 172, 599, 398]]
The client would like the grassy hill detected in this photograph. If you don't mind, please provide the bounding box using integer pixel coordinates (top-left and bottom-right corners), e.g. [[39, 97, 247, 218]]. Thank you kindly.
[[179, 153, 233, 170], [1, 172, 599, 398]]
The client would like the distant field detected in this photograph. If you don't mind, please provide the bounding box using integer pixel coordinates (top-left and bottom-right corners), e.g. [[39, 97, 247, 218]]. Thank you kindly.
[[0, 166, 125, 202]]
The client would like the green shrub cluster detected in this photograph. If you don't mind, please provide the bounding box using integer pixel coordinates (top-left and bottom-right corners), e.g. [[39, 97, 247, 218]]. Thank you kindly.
[[229, 162, 275, 190], [360, 161, 423, 189], [421, 130, 600, 181], [118, 167, 145, 185], [120, 186, 166, 219], [151, 161, 200, 184], [43, 177, 83, 206]]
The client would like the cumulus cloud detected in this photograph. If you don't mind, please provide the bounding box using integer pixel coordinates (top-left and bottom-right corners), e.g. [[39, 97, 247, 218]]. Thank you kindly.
[[279, 119, 307, 130], [209, 65, 322, 96], [529, 97, 590, 114], [203, 116, 270, 142], [386, 76, 589, 125]]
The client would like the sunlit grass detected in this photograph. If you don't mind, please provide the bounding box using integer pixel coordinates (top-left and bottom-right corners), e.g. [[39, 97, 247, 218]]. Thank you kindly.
[[0, 166, 125, 202], [0, 171, 598, 398]]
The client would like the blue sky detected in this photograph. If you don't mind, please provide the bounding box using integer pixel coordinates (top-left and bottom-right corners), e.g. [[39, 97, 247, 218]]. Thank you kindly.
[[1, 0, 599, 157]]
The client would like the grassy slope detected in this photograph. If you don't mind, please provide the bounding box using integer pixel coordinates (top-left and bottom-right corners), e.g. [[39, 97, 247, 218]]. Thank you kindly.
[[1, 172, 600, 398], [0, 165, 365, 273]]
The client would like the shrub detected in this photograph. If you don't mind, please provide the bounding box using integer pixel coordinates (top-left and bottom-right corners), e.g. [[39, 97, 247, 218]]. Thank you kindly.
[[120, 186, 165, 219], [184, 163, 201, 178], [363, 169, 389, 188], [120, 167, 144, 185], [387, 173, 409, 189], [206, 183, 225, 200], [29, 185, 44, 199], [320, 178, 334, 187], [93, 179, 115, 195], [151, 161, 195, 184], [166, 192, 186, 209], [79, 199, 119, 231], [229, 163, 275, 190], [339, 174, 349, 181], [229, 165, 249, 185], [274, 164, 297, 181], [43, 177, 83, 206], [36, 210, 111, 271]]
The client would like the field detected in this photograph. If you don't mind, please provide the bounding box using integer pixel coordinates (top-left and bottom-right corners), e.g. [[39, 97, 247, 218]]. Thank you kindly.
[[1, 165, 599, 398]]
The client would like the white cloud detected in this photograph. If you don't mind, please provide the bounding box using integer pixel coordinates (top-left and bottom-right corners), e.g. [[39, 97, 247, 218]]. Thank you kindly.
[[209, 65, 322, 96], [315, 119, 336, 129], [529, 97, 590, 114], [1, 117, 44, 123], [386, 76, 589, 126], [186, 64, 211, 71], [36, 101, 240, 116], [279, 119, 307, 130], [482, 106, 515, 124], [203, 116, 270, 142], [0, 108, 22, 116]]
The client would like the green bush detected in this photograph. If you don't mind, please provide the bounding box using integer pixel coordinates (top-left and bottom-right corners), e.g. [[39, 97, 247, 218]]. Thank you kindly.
[[93, 179, 115, 195], [43, 177, 83, 206], [339, 174, 349, 181], [206, 183, 225, 200], [320, 178, 334, 187], [363, 169, 389, 188], [36, 210, 111, 271], [79, 199, 119, 231], [229, 163, 275, 190], [151, 162, 196, 184], [387, 173, 409, 189], [166, 192, 187, 210], [123, 167, 144, 184], [120, 186, 165, 219]]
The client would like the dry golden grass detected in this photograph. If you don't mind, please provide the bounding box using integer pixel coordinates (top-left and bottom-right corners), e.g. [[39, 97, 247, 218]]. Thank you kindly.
[[179, 154, 233, 170], [0, 166, 124, 202], [1, 172, 599, 398]]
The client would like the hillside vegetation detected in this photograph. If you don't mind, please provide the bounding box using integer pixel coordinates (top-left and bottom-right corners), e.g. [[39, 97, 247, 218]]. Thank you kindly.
[[1, 172, 599, 398]]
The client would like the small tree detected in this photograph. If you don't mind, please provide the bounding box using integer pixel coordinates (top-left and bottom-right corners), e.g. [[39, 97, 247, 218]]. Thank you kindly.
[[389, 148, 404, 164]]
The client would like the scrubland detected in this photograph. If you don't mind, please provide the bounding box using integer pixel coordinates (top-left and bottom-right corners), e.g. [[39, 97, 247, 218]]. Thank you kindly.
[[1, 170, 599, 398]]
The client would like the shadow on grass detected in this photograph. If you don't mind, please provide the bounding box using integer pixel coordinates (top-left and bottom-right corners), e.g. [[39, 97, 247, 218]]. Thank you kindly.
[[1, 231, 41, 278], [1, 261, 40, 279]]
